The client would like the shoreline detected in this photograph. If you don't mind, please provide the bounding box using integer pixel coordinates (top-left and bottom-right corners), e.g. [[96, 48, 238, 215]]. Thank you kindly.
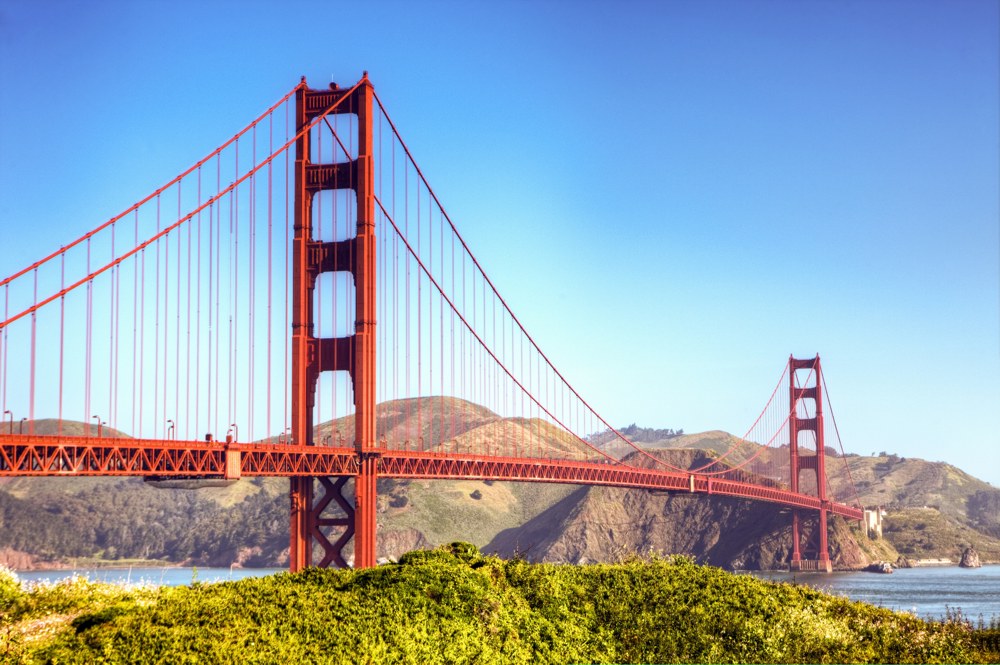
[[9, 562, 273, 574], [13, 560, 999, 575]]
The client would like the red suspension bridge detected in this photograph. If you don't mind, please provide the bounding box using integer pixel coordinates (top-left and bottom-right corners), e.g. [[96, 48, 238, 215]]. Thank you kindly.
[[0, 75, 862, 572]]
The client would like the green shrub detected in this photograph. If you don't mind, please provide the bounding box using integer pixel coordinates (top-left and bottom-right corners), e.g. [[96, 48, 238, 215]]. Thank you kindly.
[[0, 566, 21, 613], [5, 546, 995, 664]]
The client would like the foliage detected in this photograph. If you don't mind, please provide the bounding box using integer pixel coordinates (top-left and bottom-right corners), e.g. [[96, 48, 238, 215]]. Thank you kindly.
[[2, 543, 995, 664], [968, 490, 1000, 538], [589, 424, 683, 447], [0, 479, 288, 566], [0, 566, 21, 613], [882, 508, 1000, 561], [1, 573, 158, 662]]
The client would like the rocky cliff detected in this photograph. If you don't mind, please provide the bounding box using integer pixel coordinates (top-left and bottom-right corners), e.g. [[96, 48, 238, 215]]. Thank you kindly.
[[480, 483, 890, 570]]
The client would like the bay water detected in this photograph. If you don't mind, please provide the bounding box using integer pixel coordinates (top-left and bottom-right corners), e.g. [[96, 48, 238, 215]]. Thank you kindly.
[[751, 565, 1000, 622], [14, 564, 1000, 623]]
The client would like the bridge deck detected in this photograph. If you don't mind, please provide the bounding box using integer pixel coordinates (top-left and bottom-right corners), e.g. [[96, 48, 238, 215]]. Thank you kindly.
[[0, 434, 863, 520]]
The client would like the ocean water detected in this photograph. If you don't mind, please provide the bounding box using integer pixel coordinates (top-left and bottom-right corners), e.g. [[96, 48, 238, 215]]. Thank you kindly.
[[751, 565, 1000, 622], [15, 566, 283, 587], [13, 563, 1000, 622]]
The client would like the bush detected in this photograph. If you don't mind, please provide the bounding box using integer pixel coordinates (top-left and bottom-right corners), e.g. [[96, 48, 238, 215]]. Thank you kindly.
[[0, 566, 21, 612], [5, 547, 994, 664]]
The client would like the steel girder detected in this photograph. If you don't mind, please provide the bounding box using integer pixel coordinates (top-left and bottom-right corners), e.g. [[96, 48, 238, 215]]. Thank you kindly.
[[0, 435, 862, 521]]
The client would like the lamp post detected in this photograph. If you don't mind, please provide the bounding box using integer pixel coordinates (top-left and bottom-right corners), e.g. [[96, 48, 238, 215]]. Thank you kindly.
[[19, 418, 27, 434], [227, 423, 238, 444], [166, 419, 175, 440], [92, 415, 102, 438], [3, 410, 11, 435]]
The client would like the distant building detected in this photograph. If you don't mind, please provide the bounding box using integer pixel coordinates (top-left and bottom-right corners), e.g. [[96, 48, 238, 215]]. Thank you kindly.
[[863, 507, 885, 539]]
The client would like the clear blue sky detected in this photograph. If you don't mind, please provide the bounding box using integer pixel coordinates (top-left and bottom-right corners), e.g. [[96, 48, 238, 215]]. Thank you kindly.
[[1, 0, 998, 484]]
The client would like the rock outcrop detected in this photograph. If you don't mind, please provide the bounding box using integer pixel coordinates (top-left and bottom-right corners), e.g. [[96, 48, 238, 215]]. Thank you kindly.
[[0, 547, 52, 571], [485, 485, 875, 570], [959, 546, 982, 568], [895, 556, 914, 568]]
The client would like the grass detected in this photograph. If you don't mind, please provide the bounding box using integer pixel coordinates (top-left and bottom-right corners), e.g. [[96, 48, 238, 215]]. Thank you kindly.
[[2, 545, 997, 664], [388, 480, 577, 548]]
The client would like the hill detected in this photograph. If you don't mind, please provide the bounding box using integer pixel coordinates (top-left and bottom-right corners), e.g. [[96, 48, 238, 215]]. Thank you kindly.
[[484, 440, 1000, 568], [1, 401, 998, 569], [835, 453, 1000, 562]]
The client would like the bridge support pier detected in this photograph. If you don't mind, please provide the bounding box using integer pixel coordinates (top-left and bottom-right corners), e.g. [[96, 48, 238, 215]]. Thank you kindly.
[[788, 355, 832, 572], [789, 509, 832, 573], [289, 477, 312, 571], [289, 75, 378, 571], [354, 453, 378, 568]]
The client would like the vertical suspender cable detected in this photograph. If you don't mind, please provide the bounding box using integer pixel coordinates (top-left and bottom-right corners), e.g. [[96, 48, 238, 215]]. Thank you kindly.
[[451, 232, 456, 444], [393, 132, 398, 421], [59, 253, 65, 436], [438, 199, 443, 444], [163, 196, 170, 438], [110, 222, 118, 430], [195, 168, 203, 439], [215, 155, 222, 436], [405, 161, 410, 442], [214, 187, 220, 436], [207, 201, 214, 437], [231, 140, 239, 436], [267, 111, 273, 441], [30, 269, 36, 434], [185, 183, 193, 440], [284, 101, 290, 439], [85, 240, 92, 433], [132, 212, 139, 436], [176, 185, 182, 437], [154, 196, 161, 438], [250, 125, 257, 442], [229, 179, 236, 436], [427, 180, 433, 445], [417, 178, 421, 449]]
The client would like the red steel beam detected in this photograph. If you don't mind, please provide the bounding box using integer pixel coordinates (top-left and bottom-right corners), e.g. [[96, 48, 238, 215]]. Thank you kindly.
[[0, 435, 862, 521], [289, 75, 378, 571]]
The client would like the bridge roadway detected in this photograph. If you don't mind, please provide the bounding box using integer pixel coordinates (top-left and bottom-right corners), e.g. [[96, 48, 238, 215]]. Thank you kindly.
[[0, 434, 863, 520]]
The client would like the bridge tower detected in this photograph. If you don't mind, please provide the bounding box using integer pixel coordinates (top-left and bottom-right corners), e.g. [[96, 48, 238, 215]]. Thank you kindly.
[[289, 75, 378, 571], [788, 354, 832, 572]]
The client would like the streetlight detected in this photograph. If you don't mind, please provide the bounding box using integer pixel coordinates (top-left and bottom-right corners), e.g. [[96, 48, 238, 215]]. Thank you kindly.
[[227, 423, 238, 443], [3, 410, 11, 435], [92, 415, 102, 438], [19, 418, 27, 434], [166, 420, 175, 440]]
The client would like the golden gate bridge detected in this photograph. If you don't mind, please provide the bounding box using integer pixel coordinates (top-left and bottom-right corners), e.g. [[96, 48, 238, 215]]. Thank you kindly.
[[0, 75, 862, 572]]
